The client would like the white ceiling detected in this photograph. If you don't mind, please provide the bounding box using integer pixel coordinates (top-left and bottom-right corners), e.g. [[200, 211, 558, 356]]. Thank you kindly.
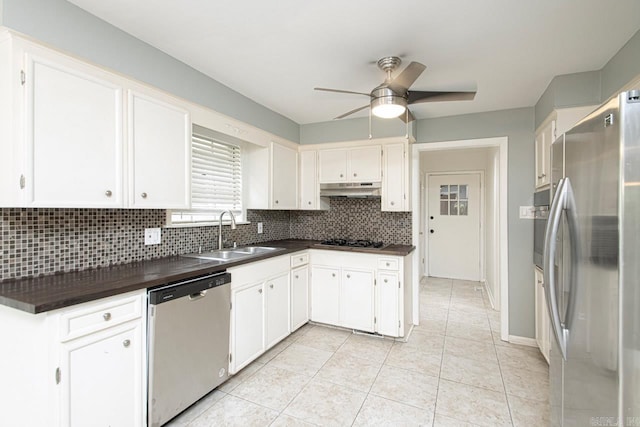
[[68, 0, 640, 125]]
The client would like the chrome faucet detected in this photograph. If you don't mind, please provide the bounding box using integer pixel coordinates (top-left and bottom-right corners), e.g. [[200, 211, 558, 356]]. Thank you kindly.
[[218, 210, 237, 250]]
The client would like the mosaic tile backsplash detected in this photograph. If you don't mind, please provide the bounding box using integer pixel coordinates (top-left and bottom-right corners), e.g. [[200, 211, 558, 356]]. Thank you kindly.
[[0, 199, 410, 281], [290, 198, 412, 244]]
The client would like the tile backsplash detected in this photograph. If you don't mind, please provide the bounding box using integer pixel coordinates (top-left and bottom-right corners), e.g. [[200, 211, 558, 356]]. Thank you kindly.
[[0, 199, 411, 282]]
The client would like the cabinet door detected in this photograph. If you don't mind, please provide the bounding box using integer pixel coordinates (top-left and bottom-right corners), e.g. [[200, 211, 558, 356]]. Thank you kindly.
[[534, 268, 550, 363], [265, 272, 290, 349], [535, 120, 555, 188], [310, 266, 340, 324], [340, 268, 375, 332], [60, 321, 143, 427], [291, 265, 309, 331], [128, 90, 190, 209], [24, 51, 123, 207], [271, 142, 298, 209], [318, 149, 347, 183], [300, 150, 318, 209], [231, 283, 264, 373], [376, 271, 400, 337], [349, 146, 381, 182], [382, 143, 405, 211]]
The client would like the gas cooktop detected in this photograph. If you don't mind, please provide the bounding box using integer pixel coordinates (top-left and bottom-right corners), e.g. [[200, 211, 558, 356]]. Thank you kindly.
[[319, 239, 385, 248]]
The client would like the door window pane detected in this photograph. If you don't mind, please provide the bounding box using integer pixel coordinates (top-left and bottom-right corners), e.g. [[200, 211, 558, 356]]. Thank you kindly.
[[440, 201, 448, 215], [450, 201, 458, 215], [450, 185, 458, 200], [440, 185, 449, 200], [459, 201, 468, 216], [459, 185, 468, 200]]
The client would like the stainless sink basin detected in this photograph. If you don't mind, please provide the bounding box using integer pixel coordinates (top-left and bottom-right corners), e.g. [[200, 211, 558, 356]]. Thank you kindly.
[[181, 246, 284, 263]]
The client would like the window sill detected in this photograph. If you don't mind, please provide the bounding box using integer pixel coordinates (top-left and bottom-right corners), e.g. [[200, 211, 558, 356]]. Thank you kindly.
[[164, 221, 251, 229]]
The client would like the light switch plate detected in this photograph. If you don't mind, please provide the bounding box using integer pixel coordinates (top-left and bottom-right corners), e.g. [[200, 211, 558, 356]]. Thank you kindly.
[[257, 222, 263, 234], [519, 206, 535, 219], [144, 228, 161, 245]]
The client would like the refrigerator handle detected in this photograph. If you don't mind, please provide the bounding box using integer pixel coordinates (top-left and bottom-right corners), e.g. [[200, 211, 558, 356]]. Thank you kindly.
[[543, 177, 579, 361]]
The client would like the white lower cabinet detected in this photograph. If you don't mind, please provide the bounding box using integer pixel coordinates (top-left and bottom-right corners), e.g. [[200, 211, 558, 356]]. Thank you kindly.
[[310, 265, 341, 325], [229, 255, 291, 374], [291, 265, 309, 331], [340, 268, 375, 332], [535, 267, 551, 363], [376, 270, 400, 337], [60, 320, 143, 427]]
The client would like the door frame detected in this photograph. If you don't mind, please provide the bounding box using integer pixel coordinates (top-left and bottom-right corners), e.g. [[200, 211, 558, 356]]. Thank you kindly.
[[412, 136, 509, 341], [425, 171, 485, 282]]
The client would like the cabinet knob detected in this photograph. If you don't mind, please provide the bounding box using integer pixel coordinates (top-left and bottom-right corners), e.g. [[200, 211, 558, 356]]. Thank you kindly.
[[123, 339, 130, 348], [353, 173, 357, 177], [384, 279, 388, 283], [386, 262, 390, 267], [105, 190, 112, 197], [269, 283, 274, 289], [346, 274, 351, 279], [103, 312, 111, 321], [332, 273, 336, 277], [300, 257, 304, 261], [275, 200, 279, 204], [258, 288, 263, 294], [390, 201, 395, 206], [295, 275, 299, 279], [141, 192, 148, 199], [308, 201, 312, 205], [339, 174, 343, 178]]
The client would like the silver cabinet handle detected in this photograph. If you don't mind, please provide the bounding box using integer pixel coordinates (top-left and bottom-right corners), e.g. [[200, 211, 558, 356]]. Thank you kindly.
[[123, 339, 130, 348], [103, 312, 111, 321], [141, 192, 147, 199], [269, 284, 274, 289], [105, 190, 112, 197], [258, 288, 263, 294]]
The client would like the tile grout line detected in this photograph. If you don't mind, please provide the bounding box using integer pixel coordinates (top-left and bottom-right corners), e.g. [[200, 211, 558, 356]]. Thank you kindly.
[[431, 277, 452, 426]]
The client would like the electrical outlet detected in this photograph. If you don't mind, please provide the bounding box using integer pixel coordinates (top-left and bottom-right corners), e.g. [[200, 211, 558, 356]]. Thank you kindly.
[[257, 222, 263, 234], [144, 228, 161, 245], [519, 206, 535, 219]]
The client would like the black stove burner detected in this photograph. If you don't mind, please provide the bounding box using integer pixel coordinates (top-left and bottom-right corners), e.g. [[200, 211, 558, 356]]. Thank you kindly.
[[320, 238, 384, 248]]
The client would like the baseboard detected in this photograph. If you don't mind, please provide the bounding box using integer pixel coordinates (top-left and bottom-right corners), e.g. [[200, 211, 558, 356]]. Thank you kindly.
[[483, 280, 496, 310], [508, 335, 538, 348]]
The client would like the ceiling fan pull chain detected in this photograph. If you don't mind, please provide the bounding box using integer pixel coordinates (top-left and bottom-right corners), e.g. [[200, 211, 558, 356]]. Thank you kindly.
[[369, 107, 373, 139], [405, 108, 409, 139]]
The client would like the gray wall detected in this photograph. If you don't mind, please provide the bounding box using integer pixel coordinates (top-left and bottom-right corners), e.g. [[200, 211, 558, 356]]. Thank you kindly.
[[416, 107, 535, 338], [301, 117, 416, 144], [601, 28, 640, 100], [0, 0, 300, 142]]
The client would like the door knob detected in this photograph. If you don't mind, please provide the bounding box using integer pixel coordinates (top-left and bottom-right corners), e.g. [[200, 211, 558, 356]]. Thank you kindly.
[[430, 229, 435, 234], [430, 216, 434, 220]]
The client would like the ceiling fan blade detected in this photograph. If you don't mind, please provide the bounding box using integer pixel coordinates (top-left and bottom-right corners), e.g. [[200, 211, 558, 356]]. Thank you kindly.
[[408, 90, 476, 104], [387, 62, 426, 93], [399, 109, 416, 123], [315, 87, 371, 96], [334, 105, 370, 119]]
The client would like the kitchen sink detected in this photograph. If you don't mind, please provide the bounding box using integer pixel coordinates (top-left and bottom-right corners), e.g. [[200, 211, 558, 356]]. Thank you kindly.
[[181, 246, 284, 263]]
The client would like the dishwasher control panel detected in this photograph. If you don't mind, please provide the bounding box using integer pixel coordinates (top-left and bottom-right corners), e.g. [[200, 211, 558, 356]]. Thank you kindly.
[[148, 272, 231, 305]]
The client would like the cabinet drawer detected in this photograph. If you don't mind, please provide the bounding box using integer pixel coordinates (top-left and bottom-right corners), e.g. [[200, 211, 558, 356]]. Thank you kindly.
[[291, 252, 309, 268], [378, 258, 399, 271], [59, 292, 143, 342]]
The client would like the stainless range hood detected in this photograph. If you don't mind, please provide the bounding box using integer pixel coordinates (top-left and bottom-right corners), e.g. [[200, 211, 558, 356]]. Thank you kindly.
[[319, 182, 381, 198]]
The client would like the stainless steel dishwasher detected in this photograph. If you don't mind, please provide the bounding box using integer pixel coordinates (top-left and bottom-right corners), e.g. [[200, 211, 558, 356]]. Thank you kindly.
[[147, 271, 231, 427]]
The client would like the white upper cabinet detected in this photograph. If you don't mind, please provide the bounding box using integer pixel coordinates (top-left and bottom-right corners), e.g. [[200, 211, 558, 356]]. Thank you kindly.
[[535, 119, 555, 189], [0, 31, 191, 209], [382, 142, 409, 211], [318, 146, 381, 183], [128, 90, 190, 209], [24, 47, 124, 207], [299, 150, 329, 210], [271, 142, 298, 209]]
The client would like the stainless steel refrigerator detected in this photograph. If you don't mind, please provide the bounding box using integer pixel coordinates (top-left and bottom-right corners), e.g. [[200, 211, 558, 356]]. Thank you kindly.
[[545, 89, 640, 426]]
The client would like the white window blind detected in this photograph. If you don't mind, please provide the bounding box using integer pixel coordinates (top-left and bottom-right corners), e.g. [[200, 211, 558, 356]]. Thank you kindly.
[[170, 132, 243, 224]]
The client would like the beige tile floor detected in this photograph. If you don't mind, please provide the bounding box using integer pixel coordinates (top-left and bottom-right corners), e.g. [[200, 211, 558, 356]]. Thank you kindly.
[[167, 277, 550, 426]]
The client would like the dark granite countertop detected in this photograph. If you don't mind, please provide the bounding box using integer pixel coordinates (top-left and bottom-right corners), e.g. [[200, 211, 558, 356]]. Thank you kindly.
[[0, 239, 414, 314]]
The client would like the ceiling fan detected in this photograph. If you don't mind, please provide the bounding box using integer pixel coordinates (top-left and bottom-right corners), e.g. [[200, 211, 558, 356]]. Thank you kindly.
[[315, 56, 476, 122]]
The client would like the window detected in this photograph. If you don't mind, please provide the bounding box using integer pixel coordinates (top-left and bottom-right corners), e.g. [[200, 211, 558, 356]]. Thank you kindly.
[[170, 127, 243, 225], [439, 184, 468, 216]]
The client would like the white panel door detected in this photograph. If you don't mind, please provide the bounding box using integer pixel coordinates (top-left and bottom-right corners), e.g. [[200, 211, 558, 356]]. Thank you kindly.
[[25, 52, 123, 207], [376, 271, 400, 337], [310, 266, 340, 324], [61, 321, 143, 427], [291, 265, 309, 330], [265, 272, 290, 349], [128, 90, 190, 208], [339, 268, 374, 332], [428, 173, 481, 281], [349, 146, 381, 182], [231, 282, 264, 373], [318, 149, 347, 183], [271, 142, 298, 209]]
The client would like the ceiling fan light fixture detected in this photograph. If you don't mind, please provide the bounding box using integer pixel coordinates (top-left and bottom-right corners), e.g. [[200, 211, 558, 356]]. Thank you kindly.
[[371, 95, 407, 119]]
